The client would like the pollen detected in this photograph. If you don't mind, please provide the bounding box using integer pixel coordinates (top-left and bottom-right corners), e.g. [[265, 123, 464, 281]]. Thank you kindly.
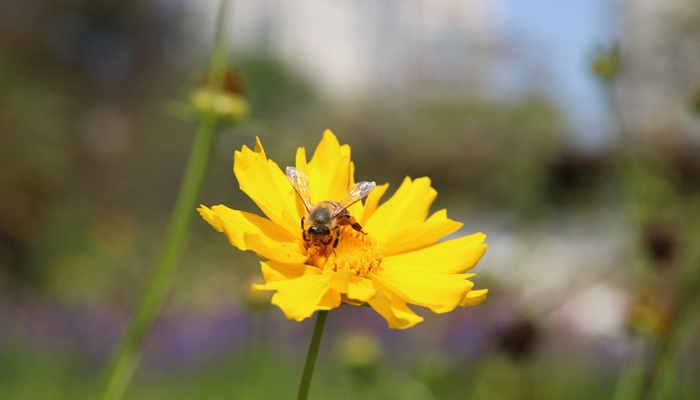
[[306, 226, 383, 276]]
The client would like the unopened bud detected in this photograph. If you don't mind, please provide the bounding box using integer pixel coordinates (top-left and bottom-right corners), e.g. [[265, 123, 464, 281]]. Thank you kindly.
[[190, 89, 249, 121], [590, 45, 621, 82]]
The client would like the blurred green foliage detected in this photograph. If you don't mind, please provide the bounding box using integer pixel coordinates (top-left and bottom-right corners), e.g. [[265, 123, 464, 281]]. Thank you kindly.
[[236, 54, 316, 119], [3, 1, 700, 399], [1, 343, 624, 400]]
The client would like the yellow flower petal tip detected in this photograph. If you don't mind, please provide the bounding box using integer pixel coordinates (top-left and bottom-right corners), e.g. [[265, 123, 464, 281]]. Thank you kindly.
[[197, 205, 221, 232], [199, 131, 488, 328], [461, 288, 488, 307]]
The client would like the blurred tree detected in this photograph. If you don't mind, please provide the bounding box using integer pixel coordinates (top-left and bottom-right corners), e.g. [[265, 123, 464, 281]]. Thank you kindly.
[[235, 54, 316, 119], [335, 94, 566, 215], [0, 59, 73, 287], [0, 0, 187, 292]]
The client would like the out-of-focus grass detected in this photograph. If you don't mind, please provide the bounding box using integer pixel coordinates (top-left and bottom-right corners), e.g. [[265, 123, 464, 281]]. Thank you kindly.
[[0, 345, 96, 399], [1, 342, 621, 400]]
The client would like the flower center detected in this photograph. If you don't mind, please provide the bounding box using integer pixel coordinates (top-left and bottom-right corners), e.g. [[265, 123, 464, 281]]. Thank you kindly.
[[306, 226, 383, 276]]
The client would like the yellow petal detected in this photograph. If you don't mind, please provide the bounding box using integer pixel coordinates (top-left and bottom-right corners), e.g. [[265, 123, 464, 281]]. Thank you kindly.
[[461, 288, 488, 306], [380, 209, 462, 256], [314, 271, 378, 304], [253, 271, 341, 321], [380, 263, 476, 279], [326, 270, 352, 293], [363, 177, 437, 242], [306, 130, 353, 203], [198, 205, 307, 264], [233, 138, 300, 234], [243, 232, 308, 264], [359, 183, 389, 225], [198, 204, 297, 247], [346, 276, 377, 302], [198, 205, 226, 233], [371, 269, 472, 313], [383, 233, 488, 274], [259, 260, 315, 283], [317, 280, 342, 309], [366, 288, 424, 329], [324, 272, 378, 303]]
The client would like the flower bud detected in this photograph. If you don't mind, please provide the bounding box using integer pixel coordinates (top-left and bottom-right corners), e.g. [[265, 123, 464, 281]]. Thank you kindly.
[[190, 89, 249, 121], [590, 45, 621, 82]]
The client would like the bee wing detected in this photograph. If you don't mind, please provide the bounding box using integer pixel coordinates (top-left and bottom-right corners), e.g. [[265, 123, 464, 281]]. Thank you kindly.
[[285, 166, 313, 212], [335, 181, 376, 216]]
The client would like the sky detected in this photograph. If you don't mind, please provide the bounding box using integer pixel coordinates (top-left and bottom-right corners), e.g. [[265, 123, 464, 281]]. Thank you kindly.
[[500, 0, 616, 149], [191, 0, 619, 149]]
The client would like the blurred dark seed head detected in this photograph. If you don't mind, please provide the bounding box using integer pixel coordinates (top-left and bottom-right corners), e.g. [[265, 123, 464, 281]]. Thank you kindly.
[[590, 45, 621, 82], [673, 145, 700, 193], [545, 149, 610, 205], [495, 318, 540, 360], [642, 222, 677, 268]]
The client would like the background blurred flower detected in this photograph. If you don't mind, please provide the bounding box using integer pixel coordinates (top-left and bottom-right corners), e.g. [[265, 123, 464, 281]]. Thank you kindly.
[[334, 330, 382, 375], [199, 130, 488, 329], [625, 292, 671, 338]]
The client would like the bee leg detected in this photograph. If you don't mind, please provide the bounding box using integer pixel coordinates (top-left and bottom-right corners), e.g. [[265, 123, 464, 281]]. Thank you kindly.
[[350, 219, 366, 235], [339, 214, 365, 234], [333, 226, 340, 248], [301, 218, 310, 242]]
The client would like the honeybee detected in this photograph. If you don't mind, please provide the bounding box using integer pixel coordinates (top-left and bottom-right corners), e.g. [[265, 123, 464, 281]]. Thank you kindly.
[[285, 166, 376, 249]]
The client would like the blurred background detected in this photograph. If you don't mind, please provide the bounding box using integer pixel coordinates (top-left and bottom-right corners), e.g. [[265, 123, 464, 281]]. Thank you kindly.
[[2, 0, 700, 398]]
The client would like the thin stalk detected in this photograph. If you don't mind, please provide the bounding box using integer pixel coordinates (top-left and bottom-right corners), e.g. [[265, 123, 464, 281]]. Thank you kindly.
[[612, 343, 647, 400], [297, 310, 329, 400], [96, 1, 232, 399], [604, 82, 643, 236], [600, 71, 653, 400]]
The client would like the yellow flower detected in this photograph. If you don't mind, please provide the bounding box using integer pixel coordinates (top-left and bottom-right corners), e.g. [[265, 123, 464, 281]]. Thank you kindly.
[[198, 130, 488, 329]]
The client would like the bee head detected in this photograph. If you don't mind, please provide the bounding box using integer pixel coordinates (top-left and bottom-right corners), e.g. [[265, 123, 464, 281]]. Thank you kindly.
[[308, 226, 331, 236]]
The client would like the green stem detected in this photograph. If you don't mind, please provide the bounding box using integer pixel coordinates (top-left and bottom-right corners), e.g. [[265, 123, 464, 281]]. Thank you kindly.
[[297, 310, 329, 400], [96, 1, 232, 399]]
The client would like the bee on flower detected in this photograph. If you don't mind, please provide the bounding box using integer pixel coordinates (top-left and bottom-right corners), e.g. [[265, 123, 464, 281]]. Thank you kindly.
[[285, 165, 375, 256], [198, 130, 487, 329]]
